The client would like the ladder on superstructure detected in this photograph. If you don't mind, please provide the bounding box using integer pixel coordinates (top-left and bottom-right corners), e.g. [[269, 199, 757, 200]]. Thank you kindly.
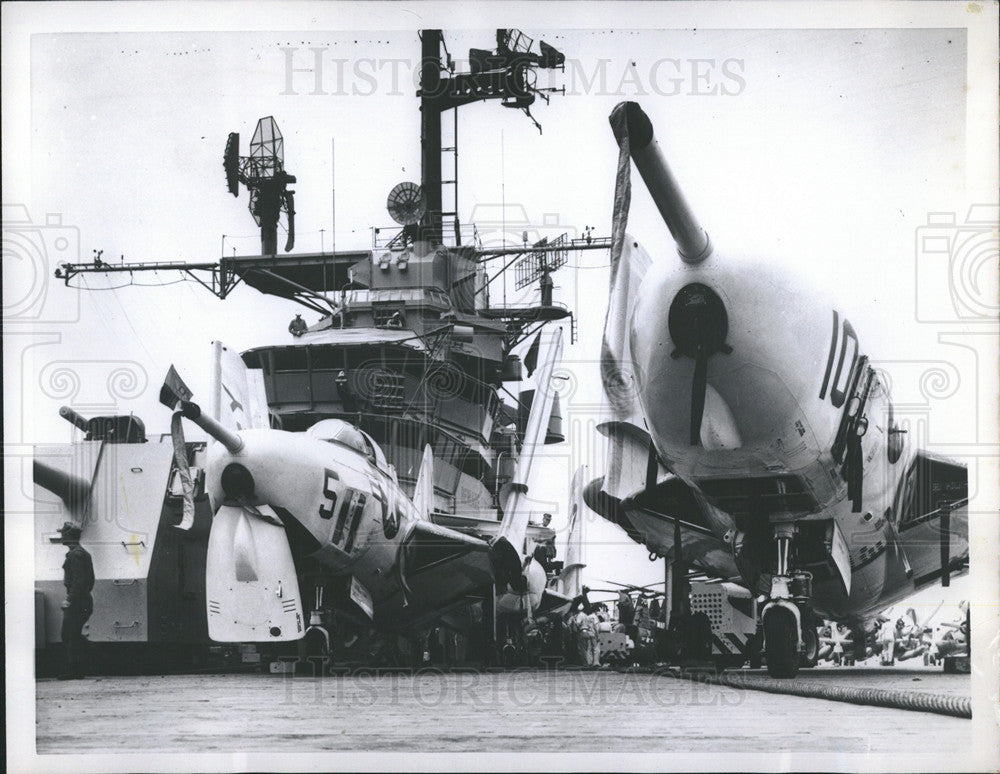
[[441, 108, 460, 246]]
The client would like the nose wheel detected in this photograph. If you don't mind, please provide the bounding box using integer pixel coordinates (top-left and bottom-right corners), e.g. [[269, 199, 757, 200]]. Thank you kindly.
[[763, 606, 800, 678], [761, 524, 815, 678]]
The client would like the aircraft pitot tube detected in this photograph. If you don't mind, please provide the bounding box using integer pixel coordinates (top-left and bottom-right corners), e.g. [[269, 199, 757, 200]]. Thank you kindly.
[[177, 400, 244, 454], [609, 101, 712, 265]]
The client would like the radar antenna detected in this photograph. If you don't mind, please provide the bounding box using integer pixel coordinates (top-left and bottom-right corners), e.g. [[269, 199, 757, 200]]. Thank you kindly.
[[386, 182, 427, 226], [222, 116, 297, 255], [514, 233, 569, 306]]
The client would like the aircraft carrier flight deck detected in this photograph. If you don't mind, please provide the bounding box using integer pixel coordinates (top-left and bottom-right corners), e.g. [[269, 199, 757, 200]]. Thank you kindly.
[[34, 664, 973, 759]]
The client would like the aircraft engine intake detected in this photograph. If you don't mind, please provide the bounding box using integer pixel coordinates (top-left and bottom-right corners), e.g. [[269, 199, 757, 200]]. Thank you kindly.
[[667, 282, 732, 445], [221, 462, 255, 500]]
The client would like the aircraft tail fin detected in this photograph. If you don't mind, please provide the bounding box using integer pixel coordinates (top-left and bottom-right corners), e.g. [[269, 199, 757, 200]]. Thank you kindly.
[[209, 341, 270, 432], [496, 328, 564, 553], [413, 444, 435, 520], [491, 328, 564, 595]]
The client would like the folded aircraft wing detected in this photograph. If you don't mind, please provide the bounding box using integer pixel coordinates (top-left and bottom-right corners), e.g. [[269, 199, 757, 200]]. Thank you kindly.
[[210, 340, 270, 431], [375, 519, 495, 631], [403, 519, 492, 576], [205, 504, 303, 642], [585, 474, 740, 581]]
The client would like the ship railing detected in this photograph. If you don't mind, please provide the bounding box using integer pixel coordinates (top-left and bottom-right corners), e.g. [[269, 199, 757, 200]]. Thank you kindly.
[[371, 223, 483, 250]]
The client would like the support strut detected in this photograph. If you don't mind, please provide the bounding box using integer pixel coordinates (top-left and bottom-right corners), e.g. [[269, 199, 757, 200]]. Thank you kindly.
[[776, 536, 791, 577], [669, 515, 689, 622]]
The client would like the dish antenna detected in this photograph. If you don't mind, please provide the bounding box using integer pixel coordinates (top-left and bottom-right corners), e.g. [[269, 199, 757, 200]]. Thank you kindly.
[[222, 116, 297, 255], [386, 181, 427, 226]]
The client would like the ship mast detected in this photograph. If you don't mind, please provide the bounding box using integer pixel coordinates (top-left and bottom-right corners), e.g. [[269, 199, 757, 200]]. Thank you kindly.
[[417, 28, 566, 249], [54, 28, 609, 347]]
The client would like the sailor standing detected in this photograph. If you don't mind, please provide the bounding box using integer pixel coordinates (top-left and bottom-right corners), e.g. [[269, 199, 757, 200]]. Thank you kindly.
[[617, 590, 635, 627], [617, 590, 635, 639], [58, 522, 94, 679], [876, 616, 896, 666], [586, 606, 602, 667], [569, 602, 600, 667]]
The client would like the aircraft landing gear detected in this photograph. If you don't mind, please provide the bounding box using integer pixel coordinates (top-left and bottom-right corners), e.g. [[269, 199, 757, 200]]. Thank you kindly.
[[748, 627, 764, 669], [763, 605, 799, 678], [299, 585, 332, 676], [849, 625, 866, 665], [800, 625, 819, 669], [760, 526, 814, 678]]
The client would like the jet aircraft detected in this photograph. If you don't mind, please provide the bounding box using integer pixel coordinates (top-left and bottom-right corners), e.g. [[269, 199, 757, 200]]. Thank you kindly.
[[585, 102, 969, 677], [925, 600, 970, 665], [36, 332, 573, 651]]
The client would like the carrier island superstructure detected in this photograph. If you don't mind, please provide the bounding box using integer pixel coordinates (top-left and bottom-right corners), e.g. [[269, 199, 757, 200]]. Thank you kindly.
[[37, 29, 612, 670]]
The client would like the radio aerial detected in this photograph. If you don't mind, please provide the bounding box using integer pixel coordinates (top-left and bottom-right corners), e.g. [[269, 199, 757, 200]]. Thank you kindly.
[[386, 182, 427, 226]]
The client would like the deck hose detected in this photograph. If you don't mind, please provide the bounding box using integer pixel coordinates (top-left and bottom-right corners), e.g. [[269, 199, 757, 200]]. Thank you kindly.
[[636, 667, 972, 719]]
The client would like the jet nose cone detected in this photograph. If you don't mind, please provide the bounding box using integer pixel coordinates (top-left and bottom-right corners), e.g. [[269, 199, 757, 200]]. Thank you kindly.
[[668, 282, 729, 358]]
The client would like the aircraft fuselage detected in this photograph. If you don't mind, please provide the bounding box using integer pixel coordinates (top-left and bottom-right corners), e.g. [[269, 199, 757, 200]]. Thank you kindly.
[[203, 429, 415, 619], [596, 101, 968, 676], [632, 246, 967, 624]]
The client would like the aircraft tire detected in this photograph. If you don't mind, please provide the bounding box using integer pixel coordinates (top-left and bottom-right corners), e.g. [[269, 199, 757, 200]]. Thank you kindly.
[[748, 629, 763, 669], [799, 627, 819, 668], [763, 607, 799, 679]]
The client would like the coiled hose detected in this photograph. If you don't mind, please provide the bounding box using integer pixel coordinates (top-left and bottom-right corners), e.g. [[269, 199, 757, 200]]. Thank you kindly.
[[660, 668, 971, 719]]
